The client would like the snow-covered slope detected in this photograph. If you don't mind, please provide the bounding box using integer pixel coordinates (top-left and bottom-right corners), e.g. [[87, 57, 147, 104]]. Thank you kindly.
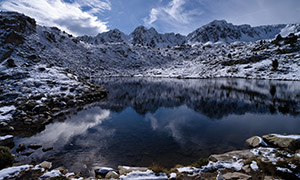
[[187, 20, 286, 43], [1, 11, 300, 82], [129, 26, 186, 48], [78, 29, 128, 45]]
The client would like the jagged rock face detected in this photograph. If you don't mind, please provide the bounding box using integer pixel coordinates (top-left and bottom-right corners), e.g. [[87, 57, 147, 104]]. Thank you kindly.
[[129, 26, 186, 48], [0, 11, 36, 45], [187, 20, 285, 43], [0, 11, 36, 35], [79, 29, 128, 45]]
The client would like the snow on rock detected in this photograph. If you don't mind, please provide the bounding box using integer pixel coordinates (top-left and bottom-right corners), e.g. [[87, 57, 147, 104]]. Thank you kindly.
[[250, 147, 283, 163], [280, 23, 300, 37], [276, 167, 292, 173], [177, 167, 200, 174], [119, 170, 168, 180], [0, 165, 32, 180], [40, 169, 62, 178], [271, 134, 300, 140], [202, 160, 244, 172], [187, 20, 285, 43], [0, 106, 16, 122], [169, 172, 176, 179], [0, 135, 13, 141], [250, 161, 259, 171]]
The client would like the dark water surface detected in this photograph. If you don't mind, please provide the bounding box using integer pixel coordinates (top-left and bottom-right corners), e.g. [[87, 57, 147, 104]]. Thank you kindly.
[[14, 78, 300, 175]]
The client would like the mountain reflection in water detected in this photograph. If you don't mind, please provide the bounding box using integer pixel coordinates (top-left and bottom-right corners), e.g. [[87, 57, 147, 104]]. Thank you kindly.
[[15, 78, 300, 176]]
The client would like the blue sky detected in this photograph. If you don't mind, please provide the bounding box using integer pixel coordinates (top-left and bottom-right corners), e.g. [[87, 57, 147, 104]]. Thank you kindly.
[[1, 0, 300, 36]]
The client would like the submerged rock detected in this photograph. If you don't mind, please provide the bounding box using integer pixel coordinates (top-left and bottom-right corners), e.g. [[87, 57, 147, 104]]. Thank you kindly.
[[28, 144, 42, 150], [16, 143, 26, 152]]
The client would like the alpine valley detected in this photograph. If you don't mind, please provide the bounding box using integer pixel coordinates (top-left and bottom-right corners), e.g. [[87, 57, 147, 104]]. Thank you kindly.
[[1, 11, 300, 180]]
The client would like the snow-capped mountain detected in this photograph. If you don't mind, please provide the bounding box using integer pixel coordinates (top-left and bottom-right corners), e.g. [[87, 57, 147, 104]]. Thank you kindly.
[[187, 20, 286, 43], [129, 26, 186, 48], [1, 11, 300, 82], [79, 19, 300, 47], [78, 29, 128, 45]]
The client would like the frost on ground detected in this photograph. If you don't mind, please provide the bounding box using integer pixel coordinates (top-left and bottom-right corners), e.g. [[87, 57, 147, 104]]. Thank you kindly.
[[40, 169, 62, 178], [0, 165, 32, 180], [119, 170, 168, 180]]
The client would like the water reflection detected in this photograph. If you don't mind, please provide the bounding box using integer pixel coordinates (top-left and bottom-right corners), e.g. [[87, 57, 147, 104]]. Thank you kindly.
[[96, 77, 300, 118], [15, 78, 300, 175]]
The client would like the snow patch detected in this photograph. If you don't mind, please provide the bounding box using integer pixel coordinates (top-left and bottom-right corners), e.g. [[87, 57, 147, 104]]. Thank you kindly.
[[119, 170, 168, 180], [271, 134, 300, 140], [169, 173, 176, 179], [40, 170, 62, 178], [0, 135, 13, 141], [202, 160, 244, 171], [250, 161, 259, 171], [0, 165, 32, 180]]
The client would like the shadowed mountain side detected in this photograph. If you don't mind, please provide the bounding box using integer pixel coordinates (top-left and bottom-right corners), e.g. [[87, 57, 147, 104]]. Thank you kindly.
[[95, 78, 300, 119]]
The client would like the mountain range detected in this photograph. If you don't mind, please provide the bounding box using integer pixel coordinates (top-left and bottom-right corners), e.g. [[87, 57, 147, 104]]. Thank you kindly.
[[79, 19, 299, 48], [1, 11, 300, 82]]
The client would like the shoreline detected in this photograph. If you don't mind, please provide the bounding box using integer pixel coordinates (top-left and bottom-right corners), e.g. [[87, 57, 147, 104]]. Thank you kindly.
[[1, 133, 299, 179]]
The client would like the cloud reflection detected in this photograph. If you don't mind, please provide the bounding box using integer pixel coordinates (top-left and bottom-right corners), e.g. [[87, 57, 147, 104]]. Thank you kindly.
[[20, 108, 110, 147]]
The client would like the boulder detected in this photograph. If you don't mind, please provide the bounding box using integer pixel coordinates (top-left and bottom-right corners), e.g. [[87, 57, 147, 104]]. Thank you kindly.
[[0, 135, 14, 147], [105, 171, 119, 179], [246, 136, 267, 147], [39, 161, 52, 169], [222, 172, 251, 180], [262, 134, 300, 149], [209, 150, 254, 162], [94, 167, 114, 177], [28, 144, 42, 150], [16, 143, 26, 152], [5, 59, 17, 68], [118, 166, 148, 175]]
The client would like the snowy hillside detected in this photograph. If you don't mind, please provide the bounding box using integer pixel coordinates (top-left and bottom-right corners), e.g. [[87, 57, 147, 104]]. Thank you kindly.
[[187, 20, 286, 43], [1, 11, 300, 82]]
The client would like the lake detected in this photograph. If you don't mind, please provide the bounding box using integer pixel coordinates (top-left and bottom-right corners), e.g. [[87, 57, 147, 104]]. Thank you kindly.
[[14, 78, 300, 176]]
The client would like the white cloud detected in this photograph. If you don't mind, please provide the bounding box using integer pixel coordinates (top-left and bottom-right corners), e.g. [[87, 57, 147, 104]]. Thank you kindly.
[[144, 0, 202, 34], [0, 0, 111, 36]]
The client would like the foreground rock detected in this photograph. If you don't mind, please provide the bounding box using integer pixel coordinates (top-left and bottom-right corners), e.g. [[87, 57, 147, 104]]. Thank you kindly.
[[262, 134, 300, 150], [246, 136, 267, 148]]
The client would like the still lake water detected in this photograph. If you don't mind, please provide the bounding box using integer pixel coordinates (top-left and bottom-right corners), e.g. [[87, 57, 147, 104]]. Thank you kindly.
[[15, 78, 300, 175]]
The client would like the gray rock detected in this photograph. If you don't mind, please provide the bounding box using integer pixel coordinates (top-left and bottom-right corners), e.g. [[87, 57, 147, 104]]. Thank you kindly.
[[118, 166, 148, 175], [5, 59, 17, 68], [39, 161, 52, 169], [246, 136, 267, 147], [242, 165, 251, 173], [42, 147, 53, 152], [262, 134, 299, 148], [16, 143, 26, 152], [209, 150, 254, 162], [28, 144, 42, 150], [105, 171, 119, 179], [222, 172, 251, 180], [0, 135, 14, 146], [94, 167, 114, 177]]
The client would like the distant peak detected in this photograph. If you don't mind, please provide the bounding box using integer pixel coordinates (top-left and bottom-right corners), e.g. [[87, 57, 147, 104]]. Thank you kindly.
[[207, 20, 230, 26]]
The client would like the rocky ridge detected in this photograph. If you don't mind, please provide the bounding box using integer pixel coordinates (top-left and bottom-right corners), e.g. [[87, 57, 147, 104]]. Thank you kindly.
[[0, 11, 108, 138]]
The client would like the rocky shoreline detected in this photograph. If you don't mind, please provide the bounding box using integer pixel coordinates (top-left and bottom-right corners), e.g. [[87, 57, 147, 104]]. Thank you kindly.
[[0, 133, 299, 180]]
